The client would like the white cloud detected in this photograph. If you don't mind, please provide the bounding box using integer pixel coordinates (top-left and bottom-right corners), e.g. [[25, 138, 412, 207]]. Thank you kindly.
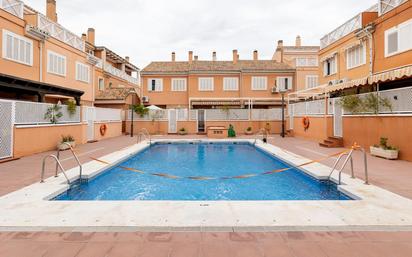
[[25, 0, 377, 67]]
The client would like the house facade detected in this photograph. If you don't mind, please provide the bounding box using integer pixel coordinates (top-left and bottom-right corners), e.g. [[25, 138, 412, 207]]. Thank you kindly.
[[137, 50, 296, 134], [290, 0, 412, 161]]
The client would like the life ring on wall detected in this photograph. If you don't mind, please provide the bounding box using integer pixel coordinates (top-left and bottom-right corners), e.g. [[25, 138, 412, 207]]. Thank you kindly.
[[100, 124, 107, 136], [302, 117, 310, 131]]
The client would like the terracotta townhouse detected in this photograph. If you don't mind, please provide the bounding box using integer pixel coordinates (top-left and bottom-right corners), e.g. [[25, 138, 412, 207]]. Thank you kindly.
[[0, 0, 140, 160], [136, 49, 300, 135], [290, 0, 412, 161]]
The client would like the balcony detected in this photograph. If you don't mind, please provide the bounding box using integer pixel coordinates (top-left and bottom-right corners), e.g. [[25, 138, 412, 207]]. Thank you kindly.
[[1, 0, 24, 18], [379, 0, 407, 15], [36, 13, 85, 52], [320, 13, 363, 49], [103, 62, 139, 86]]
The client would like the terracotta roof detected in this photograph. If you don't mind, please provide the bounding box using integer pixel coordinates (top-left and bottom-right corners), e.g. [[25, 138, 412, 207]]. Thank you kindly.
[[142, 60, 294, 74], [95, 87, 137, 100], [283, 46, 320, 52]]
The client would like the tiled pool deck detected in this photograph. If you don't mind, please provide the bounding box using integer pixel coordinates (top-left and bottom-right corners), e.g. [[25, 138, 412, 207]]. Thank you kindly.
[[1, 135, 412, 256]]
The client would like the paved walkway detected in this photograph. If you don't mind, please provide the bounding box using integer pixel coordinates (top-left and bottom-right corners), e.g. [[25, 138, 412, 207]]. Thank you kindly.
[[1, 231, 412, 257], [1, 134, 412, 256]]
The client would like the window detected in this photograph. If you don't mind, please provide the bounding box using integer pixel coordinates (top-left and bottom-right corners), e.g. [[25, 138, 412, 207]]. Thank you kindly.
[[385, 18, 412, 57], [198, 77, 214, 91], [98, 78, 104, 91], [277, 77, 293, 91], [47, 51, 66, 76], [171, 78, 187, 91], [305, 75, 318, 89], [346, 44, 365, 69], [295, 58, 318, 67], [2, 30, 33, 66], [148, 78, 163, 92], [75, 62, 90, 83], [251, 76, 267, 90], [223, 77, 239, 91], [323, 55, 337, 76]]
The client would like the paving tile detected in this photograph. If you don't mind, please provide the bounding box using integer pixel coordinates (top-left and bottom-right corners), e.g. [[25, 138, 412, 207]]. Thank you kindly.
[[0, 240, 50, 257], [116, 232, 146, 242], [89, 232, 119, 242], [318, 241, 363, 257], [230, 242, 264, 257], [201, 232, 230, 243], [170, 242, 201, 257], [106, 242, 143, 257], [138, 242, 172, 257], [62, 232, 94, 242], [200, 242, 233, 257], [76, 242, 114, 257], [262, 242, 295, 257], [171, 232, 202, 243], [360, 232, 412, 242], [146, 232, 172, 242], [42, 242, 85, 257], [287, 242, 328, 257]]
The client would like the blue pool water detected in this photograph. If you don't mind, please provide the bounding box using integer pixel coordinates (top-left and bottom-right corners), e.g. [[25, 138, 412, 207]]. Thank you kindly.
[[54, 142, 351, 201]]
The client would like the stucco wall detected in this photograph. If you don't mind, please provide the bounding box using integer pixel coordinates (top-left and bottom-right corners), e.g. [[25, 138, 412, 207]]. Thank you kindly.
[[342, 116, 412, 161], [292, 116, 333, 142], [93, 122, 122, 141]]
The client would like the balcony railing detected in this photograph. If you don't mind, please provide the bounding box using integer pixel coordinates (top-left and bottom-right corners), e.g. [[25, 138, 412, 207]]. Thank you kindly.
[[379, 0, 407, 15], [86, 54, 103, 69], [104, 62, 139, 85], [1, 0, 24, 18], [320, 13, 363, 49], [37, 13, 85, 52]]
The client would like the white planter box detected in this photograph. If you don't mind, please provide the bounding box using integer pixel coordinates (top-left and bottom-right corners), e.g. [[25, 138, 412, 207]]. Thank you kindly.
[[370, 146, 398, 160], [57, 141, 76, 151]]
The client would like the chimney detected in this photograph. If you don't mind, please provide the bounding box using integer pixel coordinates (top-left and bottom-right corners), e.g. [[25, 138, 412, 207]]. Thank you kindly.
[[233, 49, 238, 64], [194, 55, 199, 61], [81, 33, 87, 41], [253, 50, 258, 61], [87, 28, 95, 45], [46, 0, 57, 22], [125, 56, 130, 62], [296, 35, 302, 47], [171, 52, 176, 62], [188, 51, 193, 64], [277, 40, 284, 62], [212, 51, 217, 61]]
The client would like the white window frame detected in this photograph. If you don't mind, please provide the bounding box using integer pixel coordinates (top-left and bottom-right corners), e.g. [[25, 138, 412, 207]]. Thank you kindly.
[[295, 57, 319, 67], [47, 50, 67, 77], [75, 62, 90, 83], [198, 77, 214, 91], [223, 77, 239, 91], [147, 78, 163, 92], [98, 77, 104, 91], [277, 76, 293, 91], [171, 78, 187, 92], [251, 76, 267, 91], [385, 18, 412, 57], [346, 43, 366, 70], [305, 75, 319, 89], [2, 29, 33, 66], [323, 55, 337, 77]]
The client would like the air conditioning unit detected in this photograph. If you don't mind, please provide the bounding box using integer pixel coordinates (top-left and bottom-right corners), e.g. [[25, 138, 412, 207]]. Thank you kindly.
[[271, 86, 279, 94], [142, 96, 149, 103], [340, 77, 349, 84], [328, 79, 339, 86]]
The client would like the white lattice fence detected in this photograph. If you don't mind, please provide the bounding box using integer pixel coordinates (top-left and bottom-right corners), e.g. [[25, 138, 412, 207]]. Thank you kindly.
[[0, 100, 14, 159], [1, 0, 23, 18], [127, 109, 168, 121], [14, 101, 80, 125], [205, 109, 249, 121], [251, 109, 283, 121], [379, 0, 406, 15], [379, 87, 412, 113], [95, 107, 121, 122]]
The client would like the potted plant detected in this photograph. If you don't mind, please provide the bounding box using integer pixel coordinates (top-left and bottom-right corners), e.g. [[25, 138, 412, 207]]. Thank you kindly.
[[65, 100, 77, 116], [133, 104, 149, 118], [245, 126, 253, 135], [178, 127, 188, 135], [58, 135, 76, 150], [228, 124, 236, 138], [44, 104, 63, 124], [370, 137, 399, 160]]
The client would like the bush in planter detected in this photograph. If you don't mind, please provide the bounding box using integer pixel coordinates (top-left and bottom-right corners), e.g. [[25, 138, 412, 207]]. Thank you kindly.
[[132, 104, 149, 118], [65, 100, 77, 116], [371, 137, 399, 160], [61, 135, 75, 143], [44, 104, 63, 124], [59, 135, 75, 150], [178, 127, 188, 135], [228, 124, 236, 138], [245, 126, 253, 135]]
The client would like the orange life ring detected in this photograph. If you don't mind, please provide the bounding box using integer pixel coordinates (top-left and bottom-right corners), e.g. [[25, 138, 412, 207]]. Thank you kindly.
[[302, 117, 310, 131], [100, 124, 107, 136]]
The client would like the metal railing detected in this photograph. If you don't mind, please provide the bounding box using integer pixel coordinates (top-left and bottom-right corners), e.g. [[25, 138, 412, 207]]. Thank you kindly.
[[320, 13, 362, 49], [1, 0, 24, 18], [103, 62, 139, 85], [328, 146, 369, 185], [137, 128, 151, 144], [254, 128, 269, 145], [40, 143, 83, 184]]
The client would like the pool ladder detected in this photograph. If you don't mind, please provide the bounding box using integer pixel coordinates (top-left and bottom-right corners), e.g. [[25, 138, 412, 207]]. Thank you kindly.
[[40, 142, 83, 184], [328, 146, 369, 185], [253, 128, 269, 145], [137, 128, 151, 145]]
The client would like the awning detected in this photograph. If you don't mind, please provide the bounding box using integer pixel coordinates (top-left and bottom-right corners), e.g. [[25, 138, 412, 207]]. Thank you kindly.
[[0, 73, 84, 104], [325, 77, 368, 93], [369, 65, 412, 84], [191, 100, 241, 106], [320, 51, 338, 62], [289, 84, 327, 98]]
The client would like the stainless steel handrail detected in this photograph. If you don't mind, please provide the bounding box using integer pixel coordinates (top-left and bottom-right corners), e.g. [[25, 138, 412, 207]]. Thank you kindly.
[[254, 128, 268, 145], [41, 155, 70, 184], [137, 128, 151, 144], [56, 142, 83, 179]]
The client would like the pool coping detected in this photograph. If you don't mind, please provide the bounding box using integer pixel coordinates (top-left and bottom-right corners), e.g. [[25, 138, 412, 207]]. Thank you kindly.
[[1, 139, 412, 232]]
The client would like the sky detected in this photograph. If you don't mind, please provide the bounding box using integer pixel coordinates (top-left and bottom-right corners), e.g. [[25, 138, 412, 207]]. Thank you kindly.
[[25, 0, 377, 68]]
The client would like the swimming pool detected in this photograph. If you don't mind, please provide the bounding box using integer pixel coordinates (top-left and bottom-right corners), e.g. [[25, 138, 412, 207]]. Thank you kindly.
[[54, 142, 351, 201]]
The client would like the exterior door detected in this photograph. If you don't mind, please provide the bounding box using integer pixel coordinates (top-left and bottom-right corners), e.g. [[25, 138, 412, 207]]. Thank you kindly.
[[289, 104, 294, 130], [198, 110, 205, 133], [168, 109, 177, 133], [0, 100, 14, 159], [333, 98, 343, 137], [84, 107, 95, 141]]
